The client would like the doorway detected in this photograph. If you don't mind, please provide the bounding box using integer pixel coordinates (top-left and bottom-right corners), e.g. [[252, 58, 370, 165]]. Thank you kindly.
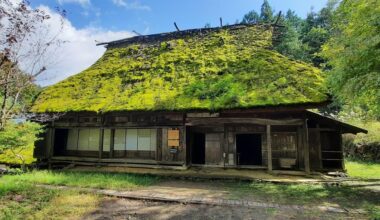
[[54, 129, 69, 156], [236, 134, 262, 165], [191, 133, 205, 164]]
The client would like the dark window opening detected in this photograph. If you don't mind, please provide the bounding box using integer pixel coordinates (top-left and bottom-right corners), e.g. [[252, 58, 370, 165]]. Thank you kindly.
[[54, 129, 68, 156], [191, 133, 205, 164], [236, 134, 262, 165]]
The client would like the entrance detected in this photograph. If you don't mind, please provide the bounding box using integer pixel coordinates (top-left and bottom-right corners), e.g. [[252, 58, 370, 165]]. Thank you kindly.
[[191, 133, 205, 164], [236, 134, 262, 165], [54, 129, 69, 156]]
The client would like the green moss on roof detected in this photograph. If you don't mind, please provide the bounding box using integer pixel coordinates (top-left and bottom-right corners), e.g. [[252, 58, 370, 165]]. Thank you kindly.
[[32, 25, 328, 113]]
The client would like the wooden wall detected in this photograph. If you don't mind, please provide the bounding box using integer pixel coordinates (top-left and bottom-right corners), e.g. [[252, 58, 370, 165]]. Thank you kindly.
[[34, 110, 345, 171]]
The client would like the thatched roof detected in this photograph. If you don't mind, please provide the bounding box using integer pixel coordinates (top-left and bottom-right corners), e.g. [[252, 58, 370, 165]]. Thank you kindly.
[[32, 24, 328, 113]]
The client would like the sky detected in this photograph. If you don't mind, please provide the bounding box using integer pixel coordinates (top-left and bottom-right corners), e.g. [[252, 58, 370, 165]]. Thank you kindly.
[[24, 0, 328, 85]]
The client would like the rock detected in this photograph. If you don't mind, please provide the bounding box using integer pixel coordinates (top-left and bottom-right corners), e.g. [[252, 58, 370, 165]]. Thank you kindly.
[[13, 195, 24, 202]]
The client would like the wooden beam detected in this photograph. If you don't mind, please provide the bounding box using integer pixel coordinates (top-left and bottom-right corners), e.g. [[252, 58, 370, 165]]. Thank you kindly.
[[273, 11, 282, 26], [267, 125, 272, 172], [186, 118, 303, 126], [50, 128, 55, 158], [220, 17, 223, 27], [303, 120, 310, 174], [174, 22, 180, 31], [99, 128, 104, 159], [316, 124, 322, 170]]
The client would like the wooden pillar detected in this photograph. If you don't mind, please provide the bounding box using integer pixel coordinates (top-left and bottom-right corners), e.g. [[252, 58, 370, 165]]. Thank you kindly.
[[316, 124, 322, 170], [110, 129, 115, 158], [98, 128, 104, 159], [49, 127, 55, 158], [182, 126, 187, 167], [266, 124, 272, 172], [339, 129, 345, 171], [304, 120, 311, 174]]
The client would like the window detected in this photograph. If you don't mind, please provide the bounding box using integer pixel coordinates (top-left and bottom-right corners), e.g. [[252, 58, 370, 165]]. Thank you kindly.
[[112, 128, 157, 151], [138, 129, 152, 151], [126, 129, 138, 150], [103, 129, 111, 152], [63, 128, 157, 153], [65, 128, 99, 151], [78, 128, 99, 151], [114, 129, 126, 150], [66, 129, 78, 150]]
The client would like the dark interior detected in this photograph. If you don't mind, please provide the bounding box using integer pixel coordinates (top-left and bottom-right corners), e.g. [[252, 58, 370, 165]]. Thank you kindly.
[[54, 129, 68, 156], [236, 134, 262, 165], [321, 131, 343, 169], [191, 133, 205, 164]]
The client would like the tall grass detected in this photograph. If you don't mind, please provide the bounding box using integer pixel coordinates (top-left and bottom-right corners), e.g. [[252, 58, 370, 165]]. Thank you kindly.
[[1, 170, 159, 190]]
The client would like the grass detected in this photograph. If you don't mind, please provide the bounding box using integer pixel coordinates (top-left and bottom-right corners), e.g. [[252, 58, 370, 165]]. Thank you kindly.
[[0, 177, 100, 220], [1, 169, 379, 219], [0, 170, 159, 219], [228, 181, 380, 219], [345, 160, 380, 179], [0, 170, 159, 191]]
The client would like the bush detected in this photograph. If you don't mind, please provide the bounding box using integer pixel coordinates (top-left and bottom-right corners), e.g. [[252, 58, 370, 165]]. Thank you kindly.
[[0, 121, 43, 169], [343, 134, 380, 162], [340, 119, 380, 162]]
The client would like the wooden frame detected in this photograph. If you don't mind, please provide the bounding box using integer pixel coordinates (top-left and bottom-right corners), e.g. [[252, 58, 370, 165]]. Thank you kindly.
[[39, 110, 361, 173]]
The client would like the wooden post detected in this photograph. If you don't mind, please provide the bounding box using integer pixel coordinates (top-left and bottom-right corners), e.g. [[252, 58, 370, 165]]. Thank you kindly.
[[316, 124, 322, 170], [98, 128, 104, 159], [339, 129, 345, 171], [50, 127, 55, 158], [267, 125, 272, 172], [304, 120, 311, 174], [182, 126, 187, 167], [110, 129, 115, 158]]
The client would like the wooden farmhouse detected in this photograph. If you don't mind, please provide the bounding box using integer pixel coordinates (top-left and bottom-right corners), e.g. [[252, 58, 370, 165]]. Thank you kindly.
[[32, 24, 366, 174]]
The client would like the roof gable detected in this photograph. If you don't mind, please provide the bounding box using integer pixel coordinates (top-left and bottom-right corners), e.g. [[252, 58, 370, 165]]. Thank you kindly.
[[32, 24, 328, 113]]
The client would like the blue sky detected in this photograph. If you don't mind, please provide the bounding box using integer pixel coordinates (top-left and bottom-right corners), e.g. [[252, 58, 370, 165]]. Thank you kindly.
[[27, 0, 328, 85], [31, 0, 328, 35]]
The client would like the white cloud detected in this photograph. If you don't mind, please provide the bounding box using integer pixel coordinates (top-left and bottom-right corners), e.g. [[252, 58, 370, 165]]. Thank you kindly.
[[57, 0, 91, 7], [112, 0, 151, 11], [34, 5, 135, 86]]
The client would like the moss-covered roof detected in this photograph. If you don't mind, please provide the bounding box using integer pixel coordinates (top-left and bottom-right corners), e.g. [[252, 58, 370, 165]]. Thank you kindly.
[[32, 24, 328, 113]]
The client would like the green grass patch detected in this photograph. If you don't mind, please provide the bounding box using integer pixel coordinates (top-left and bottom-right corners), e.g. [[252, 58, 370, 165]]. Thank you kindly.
[[0, 182, 100, 220], [1, 170, 159, 190], [345, 160, 380, 179], [0, 170, 158, 219], [228, 181, 380, 219]]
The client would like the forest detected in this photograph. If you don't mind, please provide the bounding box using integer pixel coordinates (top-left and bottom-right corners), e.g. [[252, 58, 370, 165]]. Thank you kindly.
[[240, 0, 379, 162]]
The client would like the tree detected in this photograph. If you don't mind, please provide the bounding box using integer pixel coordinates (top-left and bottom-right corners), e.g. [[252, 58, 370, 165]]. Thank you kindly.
[[241, 0, 274, 24], [322, 0, 380, 118], [241, 10, 260, 24], [0, 121, 43, 170], [260, 0, 274, 23], [0, 0, 65, 129], [274, 10, 307, 60]]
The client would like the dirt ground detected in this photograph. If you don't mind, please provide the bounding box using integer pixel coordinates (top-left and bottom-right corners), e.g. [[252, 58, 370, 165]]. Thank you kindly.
[[82, 198, 359, 220]]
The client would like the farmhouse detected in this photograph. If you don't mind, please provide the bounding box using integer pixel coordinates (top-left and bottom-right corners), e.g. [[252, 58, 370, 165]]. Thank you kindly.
[[32, 24, 366, 173]]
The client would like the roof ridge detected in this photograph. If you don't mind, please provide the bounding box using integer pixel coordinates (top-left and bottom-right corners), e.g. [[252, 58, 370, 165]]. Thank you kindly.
[[97, 23, 274, 48]]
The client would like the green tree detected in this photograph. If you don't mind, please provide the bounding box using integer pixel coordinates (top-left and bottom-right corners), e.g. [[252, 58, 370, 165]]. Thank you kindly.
[[0, 121, 43, 170], [322, 0, 380, 117], [260, 0, 274, 22], [274, 10, 307, 60], [241, 10, 260, 24], [241, 0, 274, 24]]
